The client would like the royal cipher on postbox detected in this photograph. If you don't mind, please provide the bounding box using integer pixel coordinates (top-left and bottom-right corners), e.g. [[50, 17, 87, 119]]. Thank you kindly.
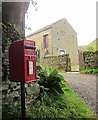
[[9, 40, 37, 83]]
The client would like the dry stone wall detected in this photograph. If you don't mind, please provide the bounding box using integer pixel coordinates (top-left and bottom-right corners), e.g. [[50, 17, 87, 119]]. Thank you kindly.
[[41, 54, 71, 72], [79, 51, 98, 70], [2, 81, 40, 108]]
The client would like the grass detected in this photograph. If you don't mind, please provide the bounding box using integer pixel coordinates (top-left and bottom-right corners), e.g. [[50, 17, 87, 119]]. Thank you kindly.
[[62, 83, 95, 118], [81, 68, 98, 74], [57, 69, 65, 73], [27, 80, 96, 119], [79, 38, 98, 52], [87, 39, 98, 51]]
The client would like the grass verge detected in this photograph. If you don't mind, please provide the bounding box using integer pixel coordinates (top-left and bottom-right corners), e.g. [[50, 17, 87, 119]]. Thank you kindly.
[[80, 68, 98, 74], [27, 80, 96, 119]]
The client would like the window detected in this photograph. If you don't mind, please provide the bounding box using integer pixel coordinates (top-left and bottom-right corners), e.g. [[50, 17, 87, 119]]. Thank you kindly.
[[58, 49, 65, 55], [43, 34, 48, 49]]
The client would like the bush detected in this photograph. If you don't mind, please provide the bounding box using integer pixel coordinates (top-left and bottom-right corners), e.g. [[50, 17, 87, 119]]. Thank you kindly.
[[38, 68, 64, 94]]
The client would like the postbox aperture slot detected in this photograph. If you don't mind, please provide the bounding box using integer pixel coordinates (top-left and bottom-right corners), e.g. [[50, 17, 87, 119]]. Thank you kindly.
[[25, 46, 36, 49]]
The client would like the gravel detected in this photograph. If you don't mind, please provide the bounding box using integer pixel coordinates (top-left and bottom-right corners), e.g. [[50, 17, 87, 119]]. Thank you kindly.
[[61, 72, 96, 114]]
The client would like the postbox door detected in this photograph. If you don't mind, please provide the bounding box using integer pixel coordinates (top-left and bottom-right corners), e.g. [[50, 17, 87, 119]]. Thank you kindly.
[[25, 56, 36, 83]]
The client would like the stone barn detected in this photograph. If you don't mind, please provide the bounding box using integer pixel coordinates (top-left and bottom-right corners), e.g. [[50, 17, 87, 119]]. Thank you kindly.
[[26, 18, 79, 71]]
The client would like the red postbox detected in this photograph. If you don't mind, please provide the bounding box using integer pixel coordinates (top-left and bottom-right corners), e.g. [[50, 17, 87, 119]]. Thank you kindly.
[[9, 40, 37, 83]]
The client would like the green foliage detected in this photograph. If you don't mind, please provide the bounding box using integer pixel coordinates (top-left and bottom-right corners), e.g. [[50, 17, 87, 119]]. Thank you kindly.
[[38, 68, 65, 94], [2, 102, 21, 120], [26, 81, 95, 119], [27, 93, 68, 119], [86, 39, 98, 52], [79, 39, 98, 52], [87, 46, 94, 52], [81, 68, 98, 74], [57, 69, 65, 73]]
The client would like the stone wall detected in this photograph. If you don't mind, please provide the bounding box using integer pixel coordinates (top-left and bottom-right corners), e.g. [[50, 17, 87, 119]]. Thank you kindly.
[[41, 54, 71, 71], [2, 81, 40, 108], [79, 51, 98, 70]]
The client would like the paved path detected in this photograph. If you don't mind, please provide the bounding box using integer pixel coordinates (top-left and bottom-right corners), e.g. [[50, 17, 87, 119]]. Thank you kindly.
[[61, 72, 96, 113]]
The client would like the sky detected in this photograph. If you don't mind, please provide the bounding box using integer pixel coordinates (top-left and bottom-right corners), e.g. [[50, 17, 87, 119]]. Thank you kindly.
[[25, 0, 97, 46]]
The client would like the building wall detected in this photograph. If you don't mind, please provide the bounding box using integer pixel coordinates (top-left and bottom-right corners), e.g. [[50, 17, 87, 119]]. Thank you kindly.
[[27, 19, 79, 71], [27, 28, 52, 57], [51, 19, 79, 71]]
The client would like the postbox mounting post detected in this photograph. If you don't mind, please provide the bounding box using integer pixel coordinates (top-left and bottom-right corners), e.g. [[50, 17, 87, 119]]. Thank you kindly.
[[21, 82, 25, 120]]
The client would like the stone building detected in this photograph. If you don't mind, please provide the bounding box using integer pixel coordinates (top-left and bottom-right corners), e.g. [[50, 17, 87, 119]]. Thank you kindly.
[[27, 18, 79, 71]]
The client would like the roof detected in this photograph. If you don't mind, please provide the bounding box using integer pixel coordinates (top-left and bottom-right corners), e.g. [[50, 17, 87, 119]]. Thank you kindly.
[[26, 18, 76, 38]]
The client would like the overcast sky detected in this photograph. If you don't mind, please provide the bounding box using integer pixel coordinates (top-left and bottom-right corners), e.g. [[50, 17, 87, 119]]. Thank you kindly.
[[25, 0, 97, 46]]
